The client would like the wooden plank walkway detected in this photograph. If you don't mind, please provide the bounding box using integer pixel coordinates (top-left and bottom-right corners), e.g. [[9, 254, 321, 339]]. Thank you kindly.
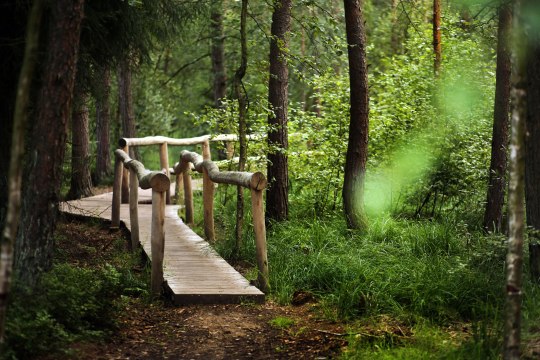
[[60, 188, 265, 304]]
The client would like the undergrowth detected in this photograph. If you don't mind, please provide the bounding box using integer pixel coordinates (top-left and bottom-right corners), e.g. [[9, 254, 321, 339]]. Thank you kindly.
[[1, 220, 149, 360], [208, 185, 540, 357]]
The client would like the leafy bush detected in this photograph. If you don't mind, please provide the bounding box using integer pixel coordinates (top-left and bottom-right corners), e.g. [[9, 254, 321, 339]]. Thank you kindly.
[[2, 263, 141, 359]]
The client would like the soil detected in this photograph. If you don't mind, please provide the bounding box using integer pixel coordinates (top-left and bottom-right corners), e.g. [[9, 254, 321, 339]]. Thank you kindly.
[[55, 219, 348, 359]]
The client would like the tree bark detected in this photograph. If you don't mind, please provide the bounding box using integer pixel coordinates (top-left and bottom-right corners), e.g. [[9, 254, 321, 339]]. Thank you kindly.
[[118, 59, 138, 159], [0, 3, 27, 235], [483, 4, 512, 233], [342, 0, 369, 230], [15, 0, 85, 288], [525, 5, 540, 233], [211, 0, 227, 108], [504, 0, 527, 357], [66, 86, 93, 200], [266, 0, 292, 223], [94, 65, 112, 184], [0, 0, 44, 342], [234, 0, 248, 254], [433, 0, 442, 77]]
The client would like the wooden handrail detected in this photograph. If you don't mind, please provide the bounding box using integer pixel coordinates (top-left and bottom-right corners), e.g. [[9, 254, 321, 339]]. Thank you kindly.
[[118, 133, 264, 148], [111, 149, 170, 297], [174, 150, 269, 292]]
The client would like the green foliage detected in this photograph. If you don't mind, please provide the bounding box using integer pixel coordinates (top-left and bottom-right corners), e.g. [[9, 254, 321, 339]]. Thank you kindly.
[[269, 316, 296, 329], [343, 320, 501, 359], [2, 262, 145, 359]]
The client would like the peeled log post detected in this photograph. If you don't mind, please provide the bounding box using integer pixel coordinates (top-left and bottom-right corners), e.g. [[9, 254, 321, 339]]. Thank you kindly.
[[202, 139, 211, 160], [251, 188, 269, 292], [175, 172, 184, 204], [121, 145, 129, 203], [111, 154, 123, 229], [129, 170, 139, 250], [151, 189, 166, 297], [159, 142, 171, 204], [183, 168, 194, 226], [226, 141, 234, 160], [203, 167, 215, 242]]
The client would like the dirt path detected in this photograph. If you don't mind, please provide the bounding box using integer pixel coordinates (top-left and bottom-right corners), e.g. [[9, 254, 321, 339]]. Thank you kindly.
[[75, 300, 346, 359]]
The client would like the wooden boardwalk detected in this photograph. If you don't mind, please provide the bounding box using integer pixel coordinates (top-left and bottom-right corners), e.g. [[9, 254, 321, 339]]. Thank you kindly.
[[60, 188, 265, 304]]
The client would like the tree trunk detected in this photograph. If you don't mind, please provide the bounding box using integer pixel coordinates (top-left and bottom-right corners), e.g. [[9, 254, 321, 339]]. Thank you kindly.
[[211, 0, 227, 108], [266, 0, 292, 223], [390, 0, 401, 54], [118, 59, 138, 159], [504, 0, 527, 357], [66, 86, 93, 200], [342, 0, 369, 230], [94, 65, 112, 184], [525, 6, 540, 233], [0, 0, 44, 342], [234, 0, 248, 254], [433, 0, 442, 76], [483, 4, 512, 233], [14, 0, 85, 288]]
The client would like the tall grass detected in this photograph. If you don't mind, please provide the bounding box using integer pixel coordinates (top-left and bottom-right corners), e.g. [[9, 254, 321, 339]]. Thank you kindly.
[[206, 185, 540, 356], [211, 189, 511, 324], [266, 217, 506, 322]]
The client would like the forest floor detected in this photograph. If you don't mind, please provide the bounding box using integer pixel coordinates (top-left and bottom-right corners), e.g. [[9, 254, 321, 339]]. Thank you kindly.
[[54, 204, 540, 359], [54, 219, 350, 359]]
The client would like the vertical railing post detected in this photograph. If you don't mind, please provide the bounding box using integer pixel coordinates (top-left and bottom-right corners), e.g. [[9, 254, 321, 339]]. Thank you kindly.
[[121, 144, 129, 203], [201, 140, 215, 242], [159, 142, 171, 204], [175, 172, 184, 204], [129, 168, 139, 250], [111, 152, 123, 229], [226, 141, 234, 160], [202, 164, 215, 242], [250, 188, 269, 292], [202, 139, 211, 161], [151, 189, 166, 297], [183, 166, 194, 226]]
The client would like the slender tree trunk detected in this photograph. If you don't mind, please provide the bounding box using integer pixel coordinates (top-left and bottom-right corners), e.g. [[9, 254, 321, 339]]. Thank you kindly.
[[0, 0, 43, 342], [433, 0, 442, 76], [504, 0, 526, 357], [118, 59, 136, 203], [342, 0, 369, 230], [234, 0, 248, 254], [94, 65, 112, 184], [266, 0, 292, 223], [483, 4, 512, 233], [390, 0, 401, 53], [118, 59, 137, 159], [66, 87, 93, 200], [211, 0, 227, 108], [525, 7, 540, 232], [14, 0, 84, 288]]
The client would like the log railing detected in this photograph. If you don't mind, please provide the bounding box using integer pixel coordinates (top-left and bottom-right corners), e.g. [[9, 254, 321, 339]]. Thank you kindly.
[[111, 149, 170, 296], [118, 136, 213, 205], [118, 134, 264, 205], [173, 150, 270, 292]]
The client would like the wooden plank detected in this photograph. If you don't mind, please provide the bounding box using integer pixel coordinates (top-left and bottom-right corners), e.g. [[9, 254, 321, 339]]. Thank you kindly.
[[60, 190, 264, 305]]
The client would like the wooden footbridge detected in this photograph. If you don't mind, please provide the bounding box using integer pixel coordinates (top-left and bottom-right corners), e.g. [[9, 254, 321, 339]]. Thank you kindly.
[[61, 135, 268, 304]]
